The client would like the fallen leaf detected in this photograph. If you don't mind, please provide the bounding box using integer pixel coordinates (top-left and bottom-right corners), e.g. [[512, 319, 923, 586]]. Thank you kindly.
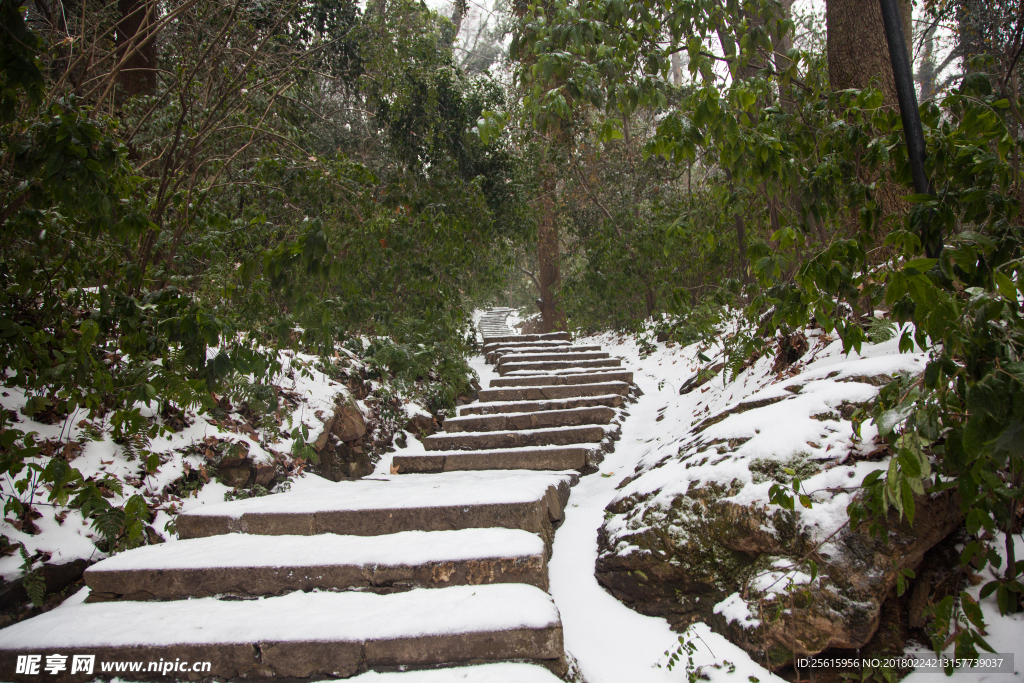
[[390, 463, 400, 474]]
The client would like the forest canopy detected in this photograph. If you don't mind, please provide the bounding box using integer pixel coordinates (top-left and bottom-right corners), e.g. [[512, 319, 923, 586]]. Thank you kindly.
[[1, 0, 1024, 663]]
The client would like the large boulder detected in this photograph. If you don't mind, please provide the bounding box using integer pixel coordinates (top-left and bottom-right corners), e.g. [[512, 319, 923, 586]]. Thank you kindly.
[[596, 350, 957, 669], [313, 401, 372, 480]]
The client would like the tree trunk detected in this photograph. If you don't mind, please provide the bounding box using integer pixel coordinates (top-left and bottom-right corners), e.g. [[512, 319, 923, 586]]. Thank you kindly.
[[827, 0, 914, 223], [537, 166, 565, 332], [917, 24, 936, 102], [826, 0, 912, 106], [774, 0, 796, 111], [115, 0, 158, 98]]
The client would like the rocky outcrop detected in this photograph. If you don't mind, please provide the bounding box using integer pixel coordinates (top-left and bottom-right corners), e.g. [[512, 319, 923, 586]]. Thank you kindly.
[[597, 483, 961, 669], [595, 353, 955, 670], [313, 401, 373, 480]]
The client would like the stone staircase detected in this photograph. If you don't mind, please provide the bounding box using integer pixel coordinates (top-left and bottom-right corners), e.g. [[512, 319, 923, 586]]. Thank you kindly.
[[0, 308, 632, 682]]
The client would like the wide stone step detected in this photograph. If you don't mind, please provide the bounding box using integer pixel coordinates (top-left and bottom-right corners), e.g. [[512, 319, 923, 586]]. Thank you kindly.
[[497, 351, 610, 365], [444, 406, 614, 433], [346, 663, 565, 682], [424, 425, 612, 451], [483, 340, 585, 354], [394, 446, 591, 474], [84, 529, 548, 600], [174, 472, 575, 551], [489, 371, 633, 388], [482, 332, 571, 344], [460, 394, 624, 415], [498, 359, 622, 376], [477, 382, 630, 403], [0, 585, 564, 681], [486, 345, 604, 364]]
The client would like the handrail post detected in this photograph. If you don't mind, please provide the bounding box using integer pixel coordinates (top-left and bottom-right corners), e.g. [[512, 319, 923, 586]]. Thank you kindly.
[[878, 0, 942, 258]]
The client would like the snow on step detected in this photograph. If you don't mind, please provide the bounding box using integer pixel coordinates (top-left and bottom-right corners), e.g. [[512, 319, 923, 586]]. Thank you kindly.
[[0, 585, 563, 681], [486, 346, 605, 364], [394, 447, 592, 474], [488, 344, 599, 355], [482, 332, 571, 343], [459, 394, 625, 415], [496, 351, 610, 364], [489, 370, 633, 388], [499, 359, 621, 376], [85, 529, 549, 599], [174, 471, 576, 543], [444, 406, 615, 433], [477, 382, 630, 402], [346, 662, 564, 682], [424, 425, 616, 451], [483, 339, 589, 352]]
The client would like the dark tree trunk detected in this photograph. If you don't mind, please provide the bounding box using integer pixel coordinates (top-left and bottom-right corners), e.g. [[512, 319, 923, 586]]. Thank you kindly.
[[827, 0, 913, 221], [826, 0, 912, 105], [115, 0, 158, 98], [537, 167, 565, 332]]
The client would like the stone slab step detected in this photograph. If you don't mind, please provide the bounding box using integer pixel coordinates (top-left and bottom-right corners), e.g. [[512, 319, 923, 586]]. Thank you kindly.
[[459, 394, 624, 415], [346, 662, 565, 682], [477, 382, 630, 403], [424, 425, 612, 451], [497, 351, 610, 365], [499, 359, 621, 376], [486, 345, 604, 364], [481, 332, 571, 344], [491, 344, 602, 355], [394, 447, 591, 474], [483, 340, 585, 354], [444, 406, 614, 433], [174, 472, 575, 550], [0, 585, 564, 681], [84, 529, 548, 600], [489, 371, 633, 388]]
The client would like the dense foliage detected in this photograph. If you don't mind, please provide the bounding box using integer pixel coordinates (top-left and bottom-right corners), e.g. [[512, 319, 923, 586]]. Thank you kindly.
[[506, 0, 1023, 664], [0, 0, 528, 560], [2, 0, 1024, 668]]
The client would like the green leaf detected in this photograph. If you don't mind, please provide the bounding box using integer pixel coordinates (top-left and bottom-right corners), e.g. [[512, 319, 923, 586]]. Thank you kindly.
[[902, 194, 935, 204], [897, 447, 922, 478]]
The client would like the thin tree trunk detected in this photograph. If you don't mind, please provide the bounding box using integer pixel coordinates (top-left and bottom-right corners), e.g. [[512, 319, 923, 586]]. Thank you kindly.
[[115, 0, 159, 98], [537, 165, 565, 332]]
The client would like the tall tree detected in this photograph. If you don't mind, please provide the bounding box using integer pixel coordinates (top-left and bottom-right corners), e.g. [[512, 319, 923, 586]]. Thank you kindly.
[[114, 0, 159, 98], [512, 0, 569, 332], [826, 0, 912, 104]]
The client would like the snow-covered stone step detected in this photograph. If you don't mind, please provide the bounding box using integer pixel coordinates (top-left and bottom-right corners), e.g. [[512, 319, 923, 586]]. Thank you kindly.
[[497, 351, 610, 365], [444, 406, 614, 433], [482, 332, 571, 344], [459, 394, 624, 415], [0, 585, 565, 681], [487, 349, 605, 364], [424, 425, 614, 451], [489, 370, 633, 387], [477, 382, 630, 402], [483, 340, 589, 354], [84, 529, 549, 600], [488, 344, 602, 357], [174, 472, 575, 549], [394, 447, 591, 474], [498, 358, 621, 376], [346, 662, 565, 682]]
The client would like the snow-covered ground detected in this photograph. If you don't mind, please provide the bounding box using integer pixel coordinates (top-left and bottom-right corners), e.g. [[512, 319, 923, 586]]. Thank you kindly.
[[5, 312, 1023, 682], [542, 327, 1024, 682]]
